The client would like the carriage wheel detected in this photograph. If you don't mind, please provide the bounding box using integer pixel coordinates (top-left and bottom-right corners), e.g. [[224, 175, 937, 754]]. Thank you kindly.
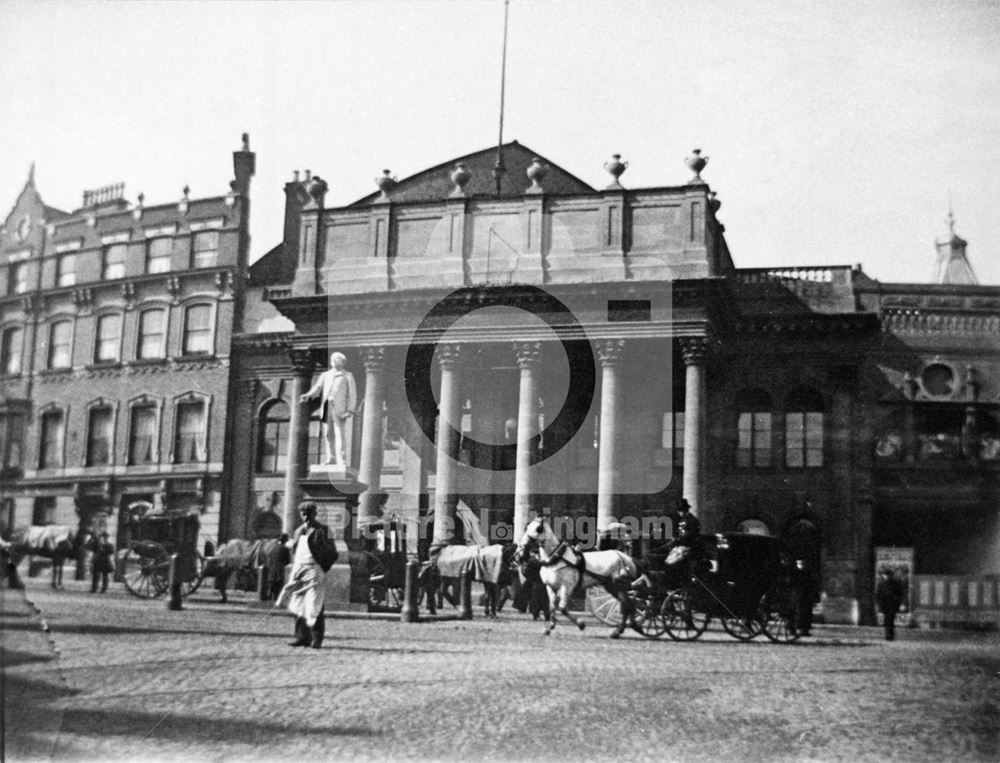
[[181, 552, 205, 597], [631, 594, 668, 639], [762, 604, 802, 643], [720, 610, 765, 641], [122, 544, 170, 599], [662, 589, 709, 641], [364, 553, 403, 611], [585, 587, 626, 628]]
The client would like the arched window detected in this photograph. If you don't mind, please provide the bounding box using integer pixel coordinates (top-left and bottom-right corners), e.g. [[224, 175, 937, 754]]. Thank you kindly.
[[735, 389, 772, 468], [785, 387, 825, 468], [1, 326, 23, 376], [86, 404, 115, 466], [258, 400, 290, 473], [174, 396, 207, 463], [48, 320, 73, 369], [137, 308, 167, 359]]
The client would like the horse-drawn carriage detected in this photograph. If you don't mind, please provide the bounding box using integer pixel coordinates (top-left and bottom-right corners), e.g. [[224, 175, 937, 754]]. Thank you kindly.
[[588, 531, 802, 642], [119, 510, 205, 599]]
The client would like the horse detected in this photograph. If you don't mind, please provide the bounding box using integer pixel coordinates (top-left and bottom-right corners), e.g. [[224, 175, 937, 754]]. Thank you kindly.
[[203, 538, 288, 603], [430, 543, 518, 618], [7, 525, 80, 589], [515, 518, 638, 638]]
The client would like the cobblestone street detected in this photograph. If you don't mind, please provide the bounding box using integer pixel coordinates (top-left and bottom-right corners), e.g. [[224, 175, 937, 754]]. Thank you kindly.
[[3, 577, 999, 762]]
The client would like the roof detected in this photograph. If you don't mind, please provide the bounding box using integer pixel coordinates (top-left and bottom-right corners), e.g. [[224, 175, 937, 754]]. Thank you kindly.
[[249, 242, 295, 286], [350, 140, 595, 205]]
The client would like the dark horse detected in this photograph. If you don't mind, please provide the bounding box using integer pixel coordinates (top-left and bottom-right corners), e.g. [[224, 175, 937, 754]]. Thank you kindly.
[[6, 525, 80, 589], [430, 543, 518, 618]]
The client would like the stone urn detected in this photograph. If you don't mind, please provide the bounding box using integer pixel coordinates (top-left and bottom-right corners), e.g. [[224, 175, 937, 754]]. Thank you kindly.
[[685, 149, 709, 183], [449, 162, 471, 196], [525, 157, 548, 193], [604, 153, 628, 188], [375, 169, 397, 201]]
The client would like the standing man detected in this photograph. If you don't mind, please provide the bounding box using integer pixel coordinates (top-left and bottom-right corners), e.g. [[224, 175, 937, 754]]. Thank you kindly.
[[875, 567, 904, 641], [277, 503, 337, 649], [89, 532, 115, 594], [301, 351, 357, 467]]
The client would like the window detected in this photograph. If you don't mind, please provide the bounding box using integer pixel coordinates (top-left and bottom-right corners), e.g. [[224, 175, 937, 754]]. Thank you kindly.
[[9, 262, 28, 294], [56, 253, 76, 287], [174, 400, 206, 463], [102, 243, 126, 280], [146, 237, 172, 274], [307, 414, 323, 466], [258, 401, 289, 473], [661, 410, 685, 465], [94, 314, 122, 363], [48, 320, 72, 369], [736, 390, 772, 468], [192, 231, 219, 268], [785, 388, 825, 468], [0, 412, 26, 470], [32, 497, 56, 526], [38, 409, 65, 469], [1, 327, 23, 375], [129, 404, 158, 465], [137, 309, 166, 359], [182, 304, 212, 355], [86, 406, 114, 466]]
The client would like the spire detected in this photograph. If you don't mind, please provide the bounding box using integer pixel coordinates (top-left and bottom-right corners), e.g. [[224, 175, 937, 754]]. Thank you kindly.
[[492, 0, 510, 197], [27, 161, 35, 187], [933, 203, 978, 285]]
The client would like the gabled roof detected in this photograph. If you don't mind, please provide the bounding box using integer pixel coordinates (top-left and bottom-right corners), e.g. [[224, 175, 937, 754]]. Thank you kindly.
[[350, 140, 595, 206], [250, 242, 295, 286]]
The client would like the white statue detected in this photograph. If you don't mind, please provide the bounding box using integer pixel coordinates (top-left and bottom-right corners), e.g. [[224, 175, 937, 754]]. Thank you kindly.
[[301, 352, 357, 467]]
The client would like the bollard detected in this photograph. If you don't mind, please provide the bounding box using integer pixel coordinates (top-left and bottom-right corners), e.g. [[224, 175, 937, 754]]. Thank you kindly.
[[401, 560, 420, 623], [257, 565, 268, 602], [459, 569, 473, 620], [167, 554, 183, 610]]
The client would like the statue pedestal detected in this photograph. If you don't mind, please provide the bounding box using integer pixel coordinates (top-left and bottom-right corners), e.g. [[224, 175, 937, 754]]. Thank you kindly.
[[299, 467, 369, 611]]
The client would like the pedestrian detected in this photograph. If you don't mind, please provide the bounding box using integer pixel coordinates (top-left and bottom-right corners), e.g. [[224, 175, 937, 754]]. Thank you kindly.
[[276, 503, 337, 649], [89, 532, 115, 593], [263, 533, 291, 601], [791, 559, 818, 637], [875, 567, 904, 641]]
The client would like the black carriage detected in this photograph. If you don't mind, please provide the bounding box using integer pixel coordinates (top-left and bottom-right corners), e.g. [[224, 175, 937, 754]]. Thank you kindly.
[[119, 509, 205, 599], [356, 519, 410, 611], [631, 532, 801, 643]]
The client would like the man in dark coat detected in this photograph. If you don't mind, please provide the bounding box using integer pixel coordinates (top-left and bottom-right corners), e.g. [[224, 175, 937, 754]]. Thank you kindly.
[[875, 567, 904, 641], [276, 503, 336, 649], [89, 532, 115, 593]]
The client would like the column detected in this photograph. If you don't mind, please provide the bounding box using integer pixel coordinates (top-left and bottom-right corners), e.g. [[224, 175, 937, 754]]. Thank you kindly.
[[357, 346, 386, 528], [596, 339, 625, 531], [431, 344, 463, 551], [680, 338, 709, 516], [513, 341, 541, 538], [282, 348, 315, 534]]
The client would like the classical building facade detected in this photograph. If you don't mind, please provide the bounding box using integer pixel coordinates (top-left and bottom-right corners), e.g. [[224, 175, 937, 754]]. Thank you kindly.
[[0, 137, 255, 551]]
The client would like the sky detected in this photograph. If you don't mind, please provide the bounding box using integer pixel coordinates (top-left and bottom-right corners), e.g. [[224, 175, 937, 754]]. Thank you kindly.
[[2, 0, 999, 285]]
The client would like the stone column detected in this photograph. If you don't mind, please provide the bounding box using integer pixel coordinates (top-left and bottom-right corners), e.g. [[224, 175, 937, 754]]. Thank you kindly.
[[596, 339, 625, 531], [513, 341, 541, 538], [431, 344, 463, 551], [680, 338, 709, 517], [357, 346, 386, 528], [282, 348, 315, 534]]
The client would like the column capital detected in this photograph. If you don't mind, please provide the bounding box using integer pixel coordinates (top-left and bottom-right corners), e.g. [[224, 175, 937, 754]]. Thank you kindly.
[[513, 341, 542, 369], [679, 337, 711, 366], [436, 343, 462, 370], [596, 338, 626, 366], [288, 348, 315, 376], [360, 345, 386, 372]]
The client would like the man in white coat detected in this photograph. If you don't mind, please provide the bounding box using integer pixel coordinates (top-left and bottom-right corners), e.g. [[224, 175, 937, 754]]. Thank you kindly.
[[301, 351, 358, 466]]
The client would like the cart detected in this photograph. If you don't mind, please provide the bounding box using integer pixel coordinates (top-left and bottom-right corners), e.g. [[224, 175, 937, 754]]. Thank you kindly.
[[360, 519, 409, 611], [120, 510, 205, 599]]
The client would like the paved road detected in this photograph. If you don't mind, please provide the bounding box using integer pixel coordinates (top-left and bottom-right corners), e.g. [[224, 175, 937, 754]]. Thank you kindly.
[[3, 577, 999, 762]]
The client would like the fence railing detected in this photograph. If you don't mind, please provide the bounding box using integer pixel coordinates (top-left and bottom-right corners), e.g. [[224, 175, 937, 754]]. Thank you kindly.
[[911, 575, 1000, 628]]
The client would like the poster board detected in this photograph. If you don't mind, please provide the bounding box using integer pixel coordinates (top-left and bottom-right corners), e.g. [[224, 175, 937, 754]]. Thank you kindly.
[[874, 546, 913, 627]]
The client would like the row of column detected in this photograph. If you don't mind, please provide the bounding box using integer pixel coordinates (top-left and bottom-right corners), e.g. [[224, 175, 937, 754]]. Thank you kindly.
[[281, 337, 711, 541]]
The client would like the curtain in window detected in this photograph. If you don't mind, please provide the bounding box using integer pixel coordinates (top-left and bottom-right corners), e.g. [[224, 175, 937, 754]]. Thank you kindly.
[[39, 411, 64, 468], [175, 401, 206, 462], [95, 314, 122, 363], [138, 310, 166, 359], [183, 305, 212, 355], [1, 327, 22, 375], [87, 408, 113, 465], [129, 406, 157, 464], [49, 321, 72, 368]]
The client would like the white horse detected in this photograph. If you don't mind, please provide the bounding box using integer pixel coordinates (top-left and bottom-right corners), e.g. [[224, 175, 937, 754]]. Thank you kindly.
[[516, 518, 638, 638]]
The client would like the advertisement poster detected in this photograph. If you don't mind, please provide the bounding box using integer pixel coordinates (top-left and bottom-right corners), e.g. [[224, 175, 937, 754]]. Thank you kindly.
[[874, 546, 914, 627]]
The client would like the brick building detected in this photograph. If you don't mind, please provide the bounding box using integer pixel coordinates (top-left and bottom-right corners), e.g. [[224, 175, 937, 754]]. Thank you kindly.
[[0, 136, 255, 554]]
